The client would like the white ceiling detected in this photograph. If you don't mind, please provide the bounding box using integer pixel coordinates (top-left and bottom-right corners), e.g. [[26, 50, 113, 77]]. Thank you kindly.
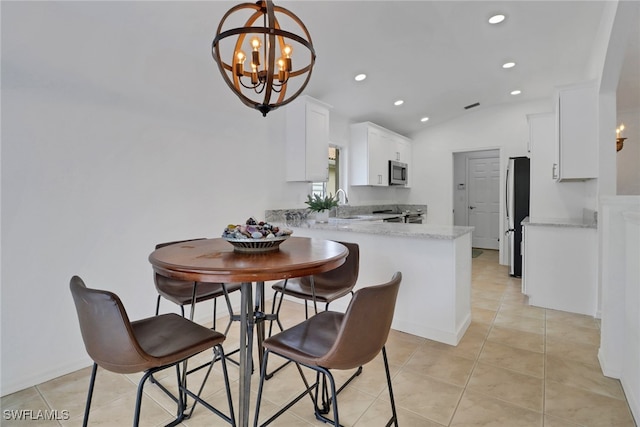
[[4, 1, 636, 138], [616, 3, 640, 114], [264, 0, 636, 136]]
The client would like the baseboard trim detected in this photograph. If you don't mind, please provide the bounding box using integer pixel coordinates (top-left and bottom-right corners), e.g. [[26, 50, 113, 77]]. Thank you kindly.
[[1, 356, 92, 397], [621, 376, 640, 425], [598, 348, 622, 379]]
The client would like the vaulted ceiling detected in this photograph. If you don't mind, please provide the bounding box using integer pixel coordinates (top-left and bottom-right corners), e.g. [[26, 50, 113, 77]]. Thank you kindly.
[[3, 1, 636, 139], [276, 1, 637, 136]]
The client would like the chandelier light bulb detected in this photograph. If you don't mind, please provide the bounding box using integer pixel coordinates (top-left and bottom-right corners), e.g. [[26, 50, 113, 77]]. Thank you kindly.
[[251, 62, 259, 84], [250, 37, 261, 69], [283, 44, 293, 71], [250, 37, 262, 51], [278, 58, 286, 82], [235, 51, 247, 76]]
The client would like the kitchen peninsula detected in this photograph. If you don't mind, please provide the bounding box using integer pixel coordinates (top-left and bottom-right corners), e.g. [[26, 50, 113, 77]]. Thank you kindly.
[[265, 208, 474, 345]]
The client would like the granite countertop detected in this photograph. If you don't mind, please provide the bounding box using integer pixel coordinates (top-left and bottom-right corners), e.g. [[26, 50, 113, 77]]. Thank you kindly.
[[281, 219, 474, 240], [265, 204, 471, 240], [522, 217, 597, 229]]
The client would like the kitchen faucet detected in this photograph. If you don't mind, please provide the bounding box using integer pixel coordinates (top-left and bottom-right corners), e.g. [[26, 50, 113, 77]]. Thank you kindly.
[[336, 188, 349, 205]]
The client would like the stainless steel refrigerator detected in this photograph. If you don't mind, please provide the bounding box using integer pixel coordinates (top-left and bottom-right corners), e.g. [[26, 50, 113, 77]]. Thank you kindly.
[[505, 156, 530, 277]]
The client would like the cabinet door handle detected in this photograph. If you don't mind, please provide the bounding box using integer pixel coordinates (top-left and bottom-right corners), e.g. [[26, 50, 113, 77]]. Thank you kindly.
[[552, 163, 558, 179]]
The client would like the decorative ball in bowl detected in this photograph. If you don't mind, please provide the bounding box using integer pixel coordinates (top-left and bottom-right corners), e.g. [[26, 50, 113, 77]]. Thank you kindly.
[[222, 218, 293, 253]]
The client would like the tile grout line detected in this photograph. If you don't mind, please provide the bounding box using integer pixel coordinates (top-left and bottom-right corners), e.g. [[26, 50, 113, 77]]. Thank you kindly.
[[459, 257, 549, 422], [34, 385, 63, 427], [446, 254, 502, 426]]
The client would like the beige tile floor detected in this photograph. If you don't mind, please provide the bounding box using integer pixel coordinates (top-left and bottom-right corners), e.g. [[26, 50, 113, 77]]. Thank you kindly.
[[2, 250, 637, 426]]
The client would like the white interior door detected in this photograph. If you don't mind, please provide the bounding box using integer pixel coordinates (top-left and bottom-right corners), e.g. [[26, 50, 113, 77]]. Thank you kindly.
[[468, 157, 500, 249]]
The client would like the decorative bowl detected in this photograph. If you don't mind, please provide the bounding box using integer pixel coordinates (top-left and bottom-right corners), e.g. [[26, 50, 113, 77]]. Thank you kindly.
[[223, 235, 290, 253]]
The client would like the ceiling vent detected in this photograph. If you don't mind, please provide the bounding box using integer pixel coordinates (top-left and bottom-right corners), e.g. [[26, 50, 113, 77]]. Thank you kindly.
[[464, 102, 480, 110]]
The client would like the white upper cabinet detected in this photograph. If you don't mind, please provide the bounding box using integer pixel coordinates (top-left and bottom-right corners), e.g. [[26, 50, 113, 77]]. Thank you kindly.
[[390, 133, 412, 164], [553, 81, 598, 181], [350, 122, 412, 187], [285, 96, 331, 182], [350, 123, 388, 186]]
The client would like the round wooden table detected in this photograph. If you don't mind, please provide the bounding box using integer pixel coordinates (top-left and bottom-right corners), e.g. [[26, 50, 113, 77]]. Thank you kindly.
[[149, 237, 348, 427]]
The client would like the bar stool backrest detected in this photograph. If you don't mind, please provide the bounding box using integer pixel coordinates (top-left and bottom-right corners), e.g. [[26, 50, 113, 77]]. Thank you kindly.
[[70, 276, 153, 374], [307, 241, 359, 289], [316, 271, 401, 370], [153, 238, 205, 301]]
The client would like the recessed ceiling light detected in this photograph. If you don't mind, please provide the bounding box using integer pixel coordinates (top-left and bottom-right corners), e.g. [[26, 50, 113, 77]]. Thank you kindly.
[[420, 117, 430, 122], [510, 90, 522, 95], [354, 73, 367, 82], [502, 62, 516, 69], [394, 100, 404, 106], [488, 14, 505, 24]]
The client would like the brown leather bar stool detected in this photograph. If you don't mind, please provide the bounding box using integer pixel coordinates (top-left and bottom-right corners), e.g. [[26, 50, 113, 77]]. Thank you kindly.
[[154, 239, 245, 368], [154, 239, 241, 333], [254, 272, 402, 427], [268, 240, 359, 331], [70, 276, 235, 427], [266, 241, 359, 379]]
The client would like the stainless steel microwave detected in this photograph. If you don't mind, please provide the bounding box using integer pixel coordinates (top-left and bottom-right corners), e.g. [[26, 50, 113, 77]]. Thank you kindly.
[[389, 160, 408, 185]]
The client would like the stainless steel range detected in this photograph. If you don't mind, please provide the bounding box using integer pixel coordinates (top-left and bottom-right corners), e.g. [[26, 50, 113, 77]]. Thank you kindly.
[[404, 211, 424, 224], [374, 209, 424, 224]]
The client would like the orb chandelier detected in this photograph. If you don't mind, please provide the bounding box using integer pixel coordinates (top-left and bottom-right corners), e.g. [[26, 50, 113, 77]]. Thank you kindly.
[[211, 0, 316, 117]]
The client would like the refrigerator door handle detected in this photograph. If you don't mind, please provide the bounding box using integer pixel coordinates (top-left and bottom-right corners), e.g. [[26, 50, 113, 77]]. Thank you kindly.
[[505, 165, 510, 219]]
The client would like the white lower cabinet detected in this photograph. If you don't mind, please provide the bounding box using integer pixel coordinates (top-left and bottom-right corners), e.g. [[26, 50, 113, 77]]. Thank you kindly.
[[522, 222, 597, 316]]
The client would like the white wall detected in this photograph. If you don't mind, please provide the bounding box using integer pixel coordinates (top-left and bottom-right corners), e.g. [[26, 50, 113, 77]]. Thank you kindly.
[[593, 0, 639, 199], [409, 99, 552, 263], [0, 1, 317, 395], [616, 109, 640, 195], [1, 0, 635, 397], [0, 1, 404, 395], [598, 196, 640, 422]]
